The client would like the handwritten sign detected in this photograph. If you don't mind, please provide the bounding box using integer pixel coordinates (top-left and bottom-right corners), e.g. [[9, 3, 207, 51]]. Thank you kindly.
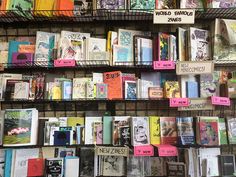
[[134, 145, 154, 156], [155, 145, 178, 157], [96, 146, 129, 157], [211, 96, 231, 106], [54, 59, 76, 67], [153, 9, 195, 24], [0, 64, 4, 71], [153, 61, 175, 70], [176, 61, 214, 75], [178, 98, 214, 111], [170, 98, 190, 107]]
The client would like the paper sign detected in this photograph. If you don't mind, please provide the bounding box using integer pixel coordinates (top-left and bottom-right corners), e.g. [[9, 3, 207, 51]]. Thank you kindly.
[[153, 61, 175, 70], [96, 146, 129, 157], [134, 145, 154, 156], [54, 59, 76, 67], [0, 64, 4, 71], [176, 61, 214, 75], [178, 98, 214, 111], [170, 98, 190, 107], [155, 145, 178, 156], [153, 9, 195, 24], [211, 96, 231, 106]]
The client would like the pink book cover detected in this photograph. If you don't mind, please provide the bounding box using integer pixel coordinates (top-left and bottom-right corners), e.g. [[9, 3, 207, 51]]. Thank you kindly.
[[12, 52, 34, 66], [96, 125, 103, 144]]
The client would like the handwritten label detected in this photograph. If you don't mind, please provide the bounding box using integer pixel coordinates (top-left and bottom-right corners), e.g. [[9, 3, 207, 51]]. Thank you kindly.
[[178, 98, 214, 111], [54, 59, 76, 67], [211, 96, 231, 106], [155, 145, 178, 157], [153, 9, 195, 24], [170, 98, 190, 107], [176, 61, 214, 75], [0, 64, 4, 71], [153, 61, 175, 70], [134, 145, 154, 156], [96, 146, 129, 157]]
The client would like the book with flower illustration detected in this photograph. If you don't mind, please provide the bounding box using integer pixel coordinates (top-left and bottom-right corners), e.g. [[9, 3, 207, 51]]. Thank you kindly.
[[3, 108, 38, 146], [160, 117, 177, 145], [196, 116, 219, 146]]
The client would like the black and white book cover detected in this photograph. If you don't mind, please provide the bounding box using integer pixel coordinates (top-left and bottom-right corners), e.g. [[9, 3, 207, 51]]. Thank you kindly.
[[218, 154, 236, 177], [127, 156, 143, 177], [150, 157, 165, 176], [79, 147, 95, 177], [101, 155, 125, 176], [45, 158, 63, 177], [119, 126, 131, 146]]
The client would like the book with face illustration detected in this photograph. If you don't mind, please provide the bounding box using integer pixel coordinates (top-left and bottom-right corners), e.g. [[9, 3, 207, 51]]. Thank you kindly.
[[131, 117, 150, 146], [200, 73, 219, 98], [160, 117, 177, 145]]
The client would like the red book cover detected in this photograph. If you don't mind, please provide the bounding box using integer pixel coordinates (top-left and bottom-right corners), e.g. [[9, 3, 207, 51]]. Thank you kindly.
[[55, 0, 74, 16], [160, 117, 177, 145], [27, 158, 44, 177], [103, 71, 123, 99]]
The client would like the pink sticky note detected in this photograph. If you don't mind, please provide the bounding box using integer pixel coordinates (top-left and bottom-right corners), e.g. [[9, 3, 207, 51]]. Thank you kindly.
[[153, 61, 175, 70], [134, 145, 154, 156], [54, 59, 76, 67], [169, 98, 190, 107], [155, 145, 178, 157], [211, 96, 230, 106]]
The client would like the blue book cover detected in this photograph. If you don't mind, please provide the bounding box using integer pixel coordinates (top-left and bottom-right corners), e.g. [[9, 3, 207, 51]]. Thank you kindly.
[[103, 116, 112, 144], [186, 81, 199, 98], [62, 81, 72, 100], [176, 117, 195, 145], [8, 41, 30, 64], [4, 149, 12, 177], [140, 38, 153, 63], [54, 131, 71, 146]]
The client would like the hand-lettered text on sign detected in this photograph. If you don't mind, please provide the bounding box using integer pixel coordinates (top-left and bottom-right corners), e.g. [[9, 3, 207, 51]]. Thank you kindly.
[[153, 9, 195, 24], [211, 96, 231, 106], [54, 59, 76, 67], [178, 98, 214, 111], [170, 98, 190, 107], [154, 145, 178, 156], [95, 146, 129, 157], [153, 61, 175, 70], [134, 145, 154, 156]]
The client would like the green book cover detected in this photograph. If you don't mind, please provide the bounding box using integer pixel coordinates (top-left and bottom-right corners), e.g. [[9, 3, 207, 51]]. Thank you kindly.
[[102, 116, 112, 144], [219, 118, 228, 145]]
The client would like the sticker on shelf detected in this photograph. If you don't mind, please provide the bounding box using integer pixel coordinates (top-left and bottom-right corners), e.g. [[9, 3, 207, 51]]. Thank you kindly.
[[153, 9, 195, 24], [134, 145, 154, 156], [211, 96, 231, 106], [54, 59, 76, 67], [95, 146, 129, 157], [176, 61, 214, 75], [0, 64, 4, 71], [153, 61, 175, 70], [170, 98, 190, 107], [178, 98, 214, 111], [155, 145, 178, 156]]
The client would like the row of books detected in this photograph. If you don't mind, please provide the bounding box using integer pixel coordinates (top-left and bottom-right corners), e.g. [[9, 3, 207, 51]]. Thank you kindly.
[[0, 146, 235, 177]]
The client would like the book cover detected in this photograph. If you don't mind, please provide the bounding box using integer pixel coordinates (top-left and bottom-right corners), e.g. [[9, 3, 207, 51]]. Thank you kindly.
[[219, 118, 228, 145], [160, 117, 177, 145], [178, 27, 188, 61], [158, 32, 169, 61], [168, 35, 177, 61], [18, 44, 35, 53], [125, 80, 137, 100], [92, 73, 103, 83], [149, 116, 160, 145], [27, 158, 44, 177], [130, 0, 155, 9], [96, 83, 108, 99], [64, 157, 80, 177], [167, 162, 187, 177], [95, 124, 103, 144], [127, 156, 143, 177], [113, 45, 132, 65], [5, 80, 23, 100], [34, 0, 55, 17], [164, 81, 180, 98], [103, 116, 112, 144], [131, 117, 150, 146], [45, 158, 63, 177], [0, 51, 8, 65], [85, 37, 106, 60], [44, 120, 60, 145], [139, 38, 153, 65], [119, 126, 131, 146], [13, 81, 30, 100], [218, 155, 236, 176], [180, 0, 203, 8], [186, 81, 199, 98], [72, 78, 91, 99], [3, 108, 38, 146], [137, 79, 153, 99], [12, 52, 34, 66], [62, 80, 72, 100], [53, 131, 72, 145], [157, 0, 176, 8], [74, 0, 93, 16], [149, 157, 165, 176], [227, 118, 236, 144], [76, 125, 84, 144], [176, 117, 195, 145], [8, 41, 30, 64], [85, 116, 102, 144], [101, 156, 125, 176], [67, 117, 84, 127], [97, 0, 126, 9], [200, 74, 218, 98], [4, 149, 12, 177], [80, 147, 94, 177], [54, 0, 74, 17], [86, 81, 95, 99]]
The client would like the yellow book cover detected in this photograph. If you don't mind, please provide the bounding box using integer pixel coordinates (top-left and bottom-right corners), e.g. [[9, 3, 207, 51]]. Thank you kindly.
[[107, 31, 112, 52], [164, 81, 180, 98], [149, 116, 160, 144], [67, 117, 84, 127], [34, 0, 55, 17], [52, 82, 62, 100]]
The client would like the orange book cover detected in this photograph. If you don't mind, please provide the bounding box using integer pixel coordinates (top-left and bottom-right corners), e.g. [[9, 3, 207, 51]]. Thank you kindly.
[[18, 45, 35, 53], [55, 0, 74, 17], [103, 71, 123, 100], [0, 0, 7, 12]]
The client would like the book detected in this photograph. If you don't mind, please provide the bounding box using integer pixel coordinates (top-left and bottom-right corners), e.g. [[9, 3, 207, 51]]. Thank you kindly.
[[53, 130, 72, 145], [12, 52, 34, 66], [156, 0, 176, 8], [137, 79, 153, 99], [158, 32, 169, 61], [127, 156, 143, 177], [84, 116, 102, 144], [95, 123, 103, 144], [47, 82, 62, 100], [200, 73, 218, 98], [180, 75, 197, 98], [101, 156, 125, 176], [80, 147, 95, 177], [85, 37, 106, 60], [45, 158, 63, 177], [72, 78, 91, 99], [149, 116, 160, 145], [138, 37, 153, 65], [18, 44, 35, 53], [218, 155, 236, 177], [64, 156, 80, 177], [148, 87, 163, 99], [160, 117, 177, 145], [3, 108, 38, 146], [176, 117, 195, 145], [74, 0, 93, 16], [54, 0, 74, 17], [168, 35, 177, 61], [27, 158, 44, 177], [86, 81, 95, 99], [125, 80, 137, 100], [219, 118, 228, 145], [44, 120, 60, 145], [180, 0, 203, 8], [0, 111, 4, 145], [167, 162, 187, 177], [4, 149, 12, 177], [178, 27, 188, 61], [186, 81, 199, 98], [8, 41, 30, 64], [103, 116, 112, 144], [96, 83, 108, 99], [97, 0, 126, 9], [92, 73, 103, 83], [113, 45, 132, 65], [150, 157, 165, 176], [189, 27, 210, 61], [107, 31, 118, 62], [5, 80, 23, 100], [227, 118, 236, 144], [13, 81, 30, 100], [62, 80, 72, 100], [34, 0, 55, 17], [164, 81, 180, 98], [131, 117, 150, 146], [67, 117, 84, 127], [130, 0, 155, 9]]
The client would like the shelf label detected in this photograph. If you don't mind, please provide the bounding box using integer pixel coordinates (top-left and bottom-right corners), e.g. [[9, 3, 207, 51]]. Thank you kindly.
[[211, 96, 231, 106], [153, 61, 175, 70], [153, 9, 195, 24], [0, 64, 4, 71], [170, 98, 190, 107], [176, 61, 214, 75], [96, 146, 129, 157], [178, 98, 214, 111], [134, 145, 154, 156], [155, 145, 178, 157], [54, 59, 76, 67]]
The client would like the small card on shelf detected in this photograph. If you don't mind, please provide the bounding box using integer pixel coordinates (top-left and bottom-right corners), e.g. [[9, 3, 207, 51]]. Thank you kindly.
[[154, 145, 178, 157], [153, 61, 175, 70], [211, 96, 230, 106], [54, 59, 76, 67], [134, 145, 154, 156], [169, 98, 190, 107]]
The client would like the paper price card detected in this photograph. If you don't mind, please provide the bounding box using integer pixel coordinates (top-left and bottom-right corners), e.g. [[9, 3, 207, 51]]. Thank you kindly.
[[155, 145, 178, 156], [178, 98, 214, 111], [211, 96, 231, 106], [170, 98, 190, 107], [134, 145, 154, 156], [153, 9, 195, 24], [153, 61, 175, 70], [96, 146, 129, 157], [54, 59, 76, 67]]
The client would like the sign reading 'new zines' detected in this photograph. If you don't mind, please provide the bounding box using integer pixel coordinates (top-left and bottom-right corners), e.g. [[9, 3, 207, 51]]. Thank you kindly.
[[153, 9, 195, 24], [96, 146, 129, 157]]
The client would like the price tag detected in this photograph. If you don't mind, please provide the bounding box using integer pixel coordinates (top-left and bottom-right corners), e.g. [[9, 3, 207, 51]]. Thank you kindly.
[[211, 96, 231, 106], [153, 61, 175, 70], [54, 59, 76, 67], [170, 98, 190, 107], [134, 145, 154, 156], [155, 145, 178, 157], [0, 64, 4, 71], [153, 9, 195, 24]]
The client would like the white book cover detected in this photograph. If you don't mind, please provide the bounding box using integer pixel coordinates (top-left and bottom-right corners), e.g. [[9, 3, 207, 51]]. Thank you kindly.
[[44, 121, 60, 145], [86, 81, 95, 99], [137, 79, 153, 99], [0, 51, 8, 64], [131, 117, 150, 146], [0, 42, 9, 51], [58, 117, 68, 127], [168, 35, 177, 61], [92, 73, 103, 83], [85, 116, 102, 144], [12, 148, 39, 177], [85, 38, 106, 60], [49, 126, 60, 145], [64, 157, 80, 177], [13, 82, 29, 100], [72, 78, 91, 99]]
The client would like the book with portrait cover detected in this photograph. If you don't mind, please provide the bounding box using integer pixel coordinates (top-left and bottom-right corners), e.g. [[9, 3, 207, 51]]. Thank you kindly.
[[101, 156, 125, 176], [160, 117, 177, 145]]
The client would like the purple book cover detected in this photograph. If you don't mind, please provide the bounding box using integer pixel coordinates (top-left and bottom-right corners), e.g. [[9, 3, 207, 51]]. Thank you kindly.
[[12, 52, 33, 66]]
